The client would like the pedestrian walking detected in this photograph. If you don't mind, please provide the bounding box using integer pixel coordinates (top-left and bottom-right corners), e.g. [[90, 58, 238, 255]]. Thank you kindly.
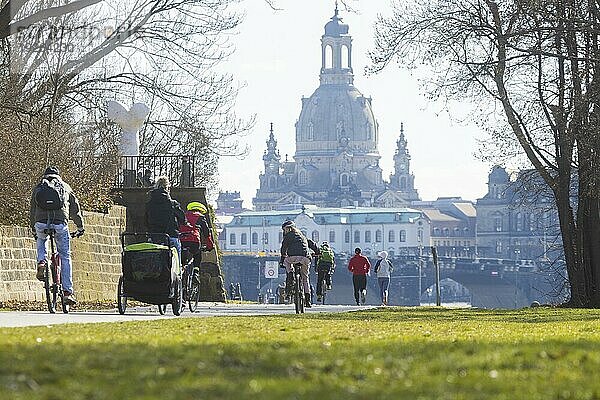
[[347, 247, 371, 305], [374, 251, 393, 305]]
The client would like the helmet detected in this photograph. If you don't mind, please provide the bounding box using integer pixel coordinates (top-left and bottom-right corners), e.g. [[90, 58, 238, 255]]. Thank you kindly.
[[187, 201, 207, 214], [321, 241, 329, 247], [281, 220, 295, 229]]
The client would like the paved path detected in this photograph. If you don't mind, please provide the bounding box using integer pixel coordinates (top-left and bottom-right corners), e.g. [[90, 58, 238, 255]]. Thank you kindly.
[[0, 303, 376, 328]]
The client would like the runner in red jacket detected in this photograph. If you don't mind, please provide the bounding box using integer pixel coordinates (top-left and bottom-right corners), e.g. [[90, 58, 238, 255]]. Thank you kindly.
[[348, 247, 371, 305]]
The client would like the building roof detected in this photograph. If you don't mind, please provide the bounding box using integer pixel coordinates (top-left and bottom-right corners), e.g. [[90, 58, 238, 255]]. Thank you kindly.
[[421, 209, 460, 222], [226, 206, 425, 227], [452, 202, 476, 218]]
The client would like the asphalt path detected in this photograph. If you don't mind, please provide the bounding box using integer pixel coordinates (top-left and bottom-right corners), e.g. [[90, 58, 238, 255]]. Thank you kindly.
[[0, 303, 376, 328]]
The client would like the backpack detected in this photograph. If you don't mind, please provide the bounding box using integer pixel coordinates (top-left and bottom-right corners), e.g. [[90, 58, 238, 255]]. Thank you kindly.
[[34, 178, 66, 210], [320, 246, 334, 263]]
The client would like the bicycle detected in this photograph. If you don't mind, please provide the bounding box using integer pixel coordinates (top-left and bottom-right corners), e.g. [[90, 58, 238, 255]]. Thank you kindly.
[[289, 262, 305, 314], [41, 228, 82, 314], [181, 247, 201, 313]]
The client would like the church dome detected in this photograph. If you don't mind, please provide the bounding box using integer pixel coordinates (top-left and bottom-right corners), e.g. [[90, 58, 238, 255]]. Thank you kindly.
[[324, 10, 349, 37], [295, 84, 378, 155]]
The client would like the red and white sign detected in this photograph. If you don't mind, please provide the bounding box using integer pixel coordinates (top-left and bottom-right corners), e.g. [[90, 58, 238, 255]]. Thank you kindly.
[[264, 261, 279, 279]]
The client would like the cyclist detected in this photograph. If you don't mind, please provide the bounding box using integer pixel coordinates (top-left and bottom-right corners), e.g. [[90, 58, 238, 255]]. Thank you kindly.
[[179, 201, 214, 283], [279, 220, 315, 308], [30, 166, 84, 305], [316, 241, 335, 302], [348, 247, 371, 305], [145, 176, 185, 264]]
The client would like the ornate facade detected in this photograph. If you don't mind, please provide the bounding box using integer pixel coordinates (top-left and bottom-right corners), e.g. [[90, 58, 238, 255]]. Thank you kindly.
[[253, 7, 420, 211]]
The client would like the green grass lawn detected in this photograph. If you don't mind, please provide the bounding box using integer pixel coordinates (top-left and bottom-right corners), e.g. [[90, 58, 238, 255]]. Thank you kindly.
[[2, 307, 600, 399]]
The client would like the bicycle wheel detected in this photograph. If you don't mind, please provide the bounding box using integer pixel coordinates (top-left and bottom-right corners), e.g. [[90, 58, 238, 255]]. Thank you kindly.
[[158, 304, 167, 314], [43, 262, 57, 314], [172, 276, 183, 316], [294, 273, 304, 314], [187, 275, 200, 313], [117, 276, 127, 315]]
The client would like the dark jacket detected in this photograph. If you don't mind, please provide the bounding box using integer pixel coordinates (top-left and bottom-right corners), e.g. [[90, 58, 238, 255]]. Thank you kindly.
[[145, 188, 185, 237], [280, 229, 309, 263]]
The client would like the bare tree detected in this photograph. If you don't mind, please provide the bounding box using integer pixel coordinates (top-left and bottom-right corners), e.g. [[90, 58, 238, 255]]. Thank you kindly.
[[369, 0, 600, 307]]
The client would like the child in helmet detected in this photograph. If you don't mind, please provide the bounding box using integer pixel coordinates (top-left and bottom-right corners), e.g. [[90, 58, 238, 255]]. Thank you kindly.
[[179, 201, 214, 282]]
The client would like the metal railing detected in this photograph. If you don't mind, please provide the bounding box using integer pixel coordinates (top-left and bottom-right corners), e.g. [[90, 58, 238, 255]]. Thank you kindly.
[[114, 155, 196, 188]]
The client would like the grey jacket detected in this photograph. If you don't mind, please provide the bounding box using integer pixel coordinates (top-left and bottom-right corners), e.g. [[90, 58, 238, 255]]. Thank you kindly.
[[29, 174, 84, 230]]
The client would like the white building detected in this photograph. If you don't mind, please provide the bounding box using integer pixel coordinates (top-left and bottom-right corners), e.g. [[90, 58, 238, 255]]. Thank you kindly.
[[223, 205, 430, 256]]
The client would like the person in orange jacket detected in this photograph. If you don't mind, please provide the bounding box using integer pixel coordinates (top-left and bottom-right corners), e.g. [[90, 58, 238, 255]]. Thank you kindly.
[[347, 247, 371, 305]]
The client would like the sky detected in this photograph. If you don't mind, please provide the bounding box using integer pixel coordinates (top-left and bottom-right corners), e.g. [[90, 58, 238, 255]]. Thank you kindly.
[[218, 0, 491, 208]]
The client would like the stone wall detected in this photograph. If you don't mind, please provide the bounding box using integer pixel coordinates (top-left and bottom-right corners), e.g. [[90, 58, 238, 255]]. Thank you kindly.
[[0, 206, 126, 302]]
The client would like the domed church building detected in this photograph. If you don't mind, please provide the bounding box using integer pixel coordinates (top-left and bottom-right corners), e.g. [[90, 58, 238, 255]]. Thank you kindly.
[[253, 7, 420, 211]]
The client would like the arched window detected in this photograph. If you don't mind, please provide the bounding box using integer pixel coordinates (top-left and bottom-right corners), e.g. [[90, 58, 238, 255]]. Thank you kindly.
[[329, 230, 336, 243], [263, 232, 269, 245], [340, 173, 349, 187], [388, 230, 395, 242], [299, 171, 307, 185], [229, 233, 236, 245], [516, 212, 523, 231], [345, 230, 350, 243], [312, 230, 319, 242], [417, 229, 423, 243], [495, 240, 502, 254], [341, 44, 349, 68], [325, 44, 333, 68], [364, 230, 371, 243], [400, 230, 407, 242], [494, 216, 502, 232], [252, 232, 258, 245], [354, 230, 360, 243], [443, 228, 450, 237], [307, 122, 314, 141], [375, 229, 382, 243], [241, 233, 247, 245]]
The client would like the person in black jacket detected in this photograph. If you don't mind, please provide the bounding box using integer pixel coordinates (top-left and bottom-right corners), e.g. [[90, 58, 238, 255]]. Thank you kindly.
[[145, 176, 185, 264], [280, 220, 317, 307]]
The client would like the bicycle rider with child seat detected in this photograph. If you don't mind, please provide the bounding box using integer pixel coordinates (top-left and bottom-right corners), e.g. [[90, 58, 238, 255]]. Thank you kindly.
[[30, 166, 84, 305], [316, 241, 335, 302], [179, 201, 214, 283], [279, 220, 317, 308]]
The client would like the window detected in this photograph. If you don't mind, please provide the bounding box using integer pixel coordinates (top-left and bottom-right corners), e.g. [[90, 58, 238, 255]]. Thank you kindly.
[[400, 230, 406, 242], [307, 122, 314, 141], [263, 232, 269, 245], [400, 177, 406, 189], [443, 228, 450, 237], [495, 240, 502, 254], [299, 171, 307, 185], [312, 230, 319, 242], [252, 232, 258, 245], [329, 230, 336, 243], [269, 176, 277, 188], [354, 230, 361, 243], [345, 230, 350, 243], [494, 216, 502, 232], [364, 230, 371, 243], [241, 233, 247, 245], [516, 212, 523, 231], [417, 229, 423, 243], [375, 230, 382, 243], [388, 230, 395, 242], [340, 173, 349, 187], [325, 44, 333, 68], [341, 44, 349, 68], [229, 233, 236, 245]]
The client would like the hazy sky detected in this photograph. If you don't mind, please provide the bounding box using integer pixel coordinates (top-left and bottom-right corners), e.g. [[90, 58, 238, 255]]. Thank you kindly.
[[218, 0, 491, 207]]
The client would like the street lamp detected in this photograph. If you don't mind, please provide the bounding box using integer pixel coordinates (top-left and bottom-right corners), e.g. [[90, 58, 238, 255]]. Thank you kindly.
[[514, 247, 521, 308]]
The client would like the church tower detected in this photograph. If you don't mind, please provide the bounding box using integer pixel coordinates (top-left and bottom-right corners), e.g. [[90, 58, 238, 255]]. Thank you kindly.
[[258, 123, 281, 192], [320, 3, 353, 86], [389, 123, 419, 201]]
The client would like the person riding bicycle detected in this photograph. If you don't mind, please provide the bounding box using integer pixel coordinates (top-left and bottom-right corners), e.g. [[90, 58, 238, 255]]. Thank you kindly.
[[178, 201, 214, 283], [279, 220, 316, 308], [145, 176, 185, 264], [316, 241, 335, 302], [30, 166, 84, 305]]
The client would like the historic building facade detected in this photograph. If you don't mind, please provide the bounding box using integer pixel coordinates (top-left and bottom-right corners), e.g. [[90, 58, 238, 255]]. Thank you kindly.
[[253, 8, 420, 211], [223, 206, 430, 257]]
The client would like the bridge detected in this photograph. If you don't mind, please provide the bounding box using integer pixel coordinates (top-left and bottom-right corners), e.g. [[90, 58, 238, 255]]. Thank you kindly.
[[221, 253, 567, 309]]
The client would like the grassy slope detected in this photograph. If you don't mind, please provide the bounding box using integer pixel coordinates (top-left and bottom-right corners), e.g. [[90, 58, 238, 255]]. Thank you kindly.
[[1, 307, 600, 399]]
